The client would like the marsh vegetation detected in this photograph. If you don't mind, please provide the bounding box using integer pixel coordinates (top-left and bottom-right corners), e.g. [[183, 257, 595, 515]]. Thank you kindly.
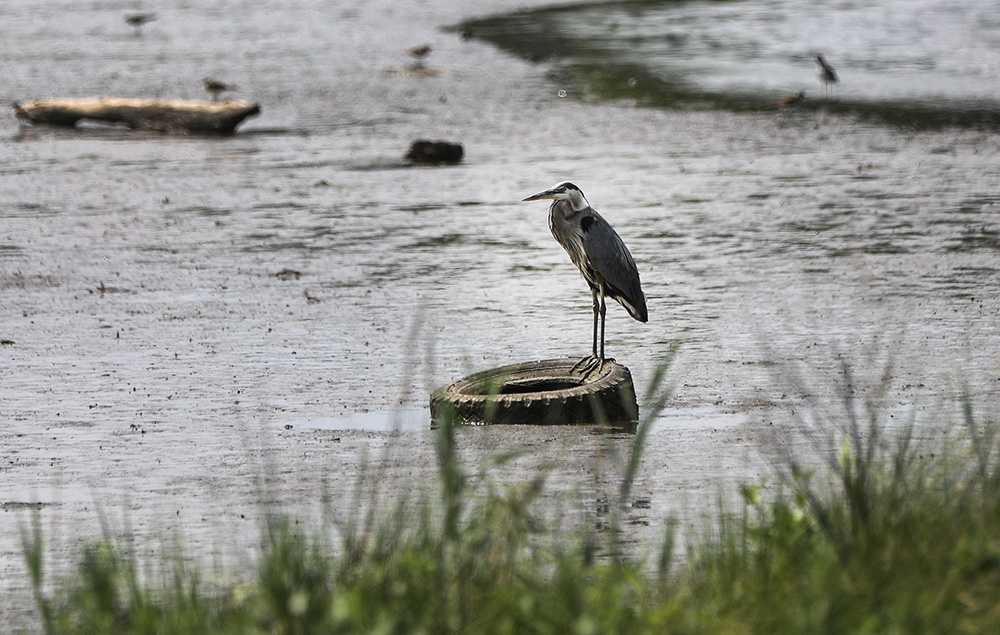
[[23, 361, 1000, 633]]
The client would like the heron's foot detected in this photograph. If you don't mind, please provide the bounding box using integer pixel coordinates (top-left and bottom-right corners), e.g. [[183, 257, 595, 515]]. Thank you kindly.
[[572, 355, 613, 376], [571, 355, 599, 375]]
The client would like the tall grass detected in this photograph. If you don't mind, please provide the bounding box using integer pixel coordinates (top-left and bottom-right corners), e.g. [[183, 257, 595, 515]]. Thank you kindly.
[[22, 357, 1000, 633]]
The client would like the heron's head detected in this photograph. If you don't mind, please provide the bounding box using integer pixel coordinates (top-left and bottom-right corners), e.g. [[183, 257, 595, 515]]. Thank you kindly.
[[522, 182, 589, 210]]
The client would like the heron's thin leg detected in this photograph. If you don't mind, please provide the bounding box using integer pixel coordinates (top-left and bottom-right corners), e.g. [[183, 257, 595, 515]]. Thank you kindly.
[[598, 282, 607, 361], [591, 287, 600, 358]]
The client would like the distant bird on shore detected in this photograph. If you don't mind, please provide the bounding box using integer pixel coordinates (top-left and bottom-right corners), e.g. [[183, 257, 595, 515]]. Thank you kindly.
[[776, 91, 806, 108], [815, 54, 838, 97], [406, 44, 432, 65], [125, 13, 155, 36], [522, 182, 647, 364], [202, 78, 236, 101]]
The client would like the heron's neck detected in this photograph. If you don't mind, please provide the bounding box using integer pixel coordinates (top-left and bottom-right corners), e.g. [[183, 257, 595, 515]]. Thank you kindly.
[[549, 199, 578, 220]]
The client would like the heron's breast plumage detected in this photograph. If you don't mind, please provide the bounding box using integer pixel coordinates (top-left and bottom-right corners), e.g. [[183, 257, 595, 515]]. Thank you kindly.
[[548, 204, 594, 282]]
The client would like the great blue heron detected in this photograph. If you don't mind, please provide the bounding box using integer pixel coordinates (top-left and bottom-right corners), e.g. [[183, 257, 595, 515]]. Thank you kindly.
[[522, 182, 647, 363], [815, 54, 838, 97]]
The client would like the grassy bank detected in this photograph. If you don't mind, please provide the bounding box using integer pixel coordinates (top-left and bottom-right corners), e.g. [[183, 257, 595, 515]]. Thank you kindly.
[[22, 366, 1000, 633]]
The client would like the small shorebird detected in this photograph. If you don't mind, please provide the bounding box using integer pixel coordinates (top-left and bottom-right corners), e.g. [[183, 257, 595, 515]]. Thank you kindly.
[[406, 44, 432, 65], [125, 13, 155, 36], [202, 78, 236, 101], [815, 54, 838, 97], [776, 91, 806, 108]]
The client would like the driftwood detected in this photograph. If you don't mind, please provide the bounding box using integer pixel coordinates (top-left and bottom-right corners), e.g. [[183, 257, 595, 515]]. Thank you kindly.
[[12, 97, 260, 135]]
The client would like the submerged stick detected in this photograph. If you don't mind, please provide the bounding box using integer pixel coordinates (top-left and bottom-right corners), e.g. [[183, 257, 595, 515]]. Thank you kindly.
[[13, 97, 261, 135]]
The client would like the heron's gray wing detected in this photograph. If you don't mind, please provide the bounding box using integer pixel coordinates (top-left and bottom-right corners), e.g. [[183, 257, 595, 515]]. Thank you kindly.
[[581, 211, 647, 322]]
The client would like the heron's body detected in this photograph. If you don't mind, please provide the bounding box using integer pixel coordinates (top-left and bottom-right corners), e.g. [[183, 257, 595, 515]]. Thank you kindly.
[[523, 182, 647, 361], [547, 198, 647, 323]]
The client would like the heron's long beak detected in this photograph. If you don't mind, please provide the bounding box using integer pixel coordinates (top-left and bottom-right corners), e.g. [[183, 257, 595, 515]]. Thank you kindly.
[[522, 188, 559, 202]]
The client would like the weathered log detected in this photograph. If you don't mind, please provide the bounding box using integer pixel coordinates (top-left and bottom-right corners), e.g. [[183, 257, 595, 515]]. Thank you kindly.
[[12, 97, 260, 135]]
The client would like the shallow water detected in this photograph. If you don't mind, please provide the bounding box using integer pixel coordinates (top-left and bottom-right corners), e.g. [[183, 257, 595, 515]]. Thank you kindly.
[[2, 0, 1000, 625]]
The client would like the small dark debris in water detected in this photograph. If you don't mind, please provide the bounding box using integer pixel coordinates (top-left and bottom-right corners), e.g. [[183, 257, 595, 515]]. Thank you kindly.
[[405, 139, 463, 165], [91, 281, 129, 294], [632, 497, 652, 509], [304, 290, 321, 304], [314, 179, 330, 187], [740, 359, 778, 367], [274, 268, 302, 280], [0, 339, 14, 346], [2, 502, 45, 511], [384, 65, 451, 78], [284, 424, 293, 430]]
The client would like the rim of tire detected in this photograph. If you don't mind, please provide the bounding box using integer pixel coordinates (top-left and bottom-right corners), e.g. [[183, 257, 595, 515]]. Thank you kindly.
[[430, 357, 638, 427]]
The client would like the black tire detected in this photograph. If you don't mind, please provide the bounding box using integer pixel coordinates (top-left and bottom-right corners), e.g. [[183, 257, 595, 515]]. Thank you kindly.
[[430, 357, 638, 427]]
